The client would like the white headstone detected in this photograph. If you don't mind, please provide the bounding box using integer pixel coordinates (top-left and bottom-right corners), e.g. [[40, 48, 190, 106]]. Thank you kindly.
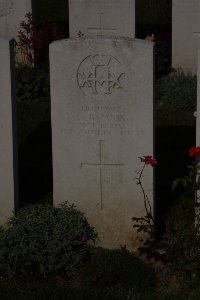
[[50, 37, 154, 250], [0, 36, 18, 224], [172, 0, 200, 73], [0, 0, 32, 39], [69, 0, 135, 38]]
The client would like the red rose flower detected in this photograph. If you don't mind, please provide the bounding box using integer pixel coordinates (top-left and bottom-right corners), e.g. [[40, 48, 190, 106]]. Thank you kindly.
[[139, 156, 157, 167], [188, 146, 200, 157]]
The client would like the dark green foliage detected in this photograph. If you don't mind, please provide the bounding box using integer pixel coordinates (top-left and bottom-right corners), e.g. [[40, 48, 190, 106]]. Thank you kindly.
[[155, 33, 171, 77], [80, 248, 156, 293], [156, 70, 197, 113], [0, 202, 97, 277], [164, 225, 200, 289], [0, 282, 187, 300], [159, 193, 200, 289], [16, 64, 51, 144], [16, 64, 50, 102], [32, 0, 68, 24], [136, 0, 171, 26], [172, 163, 197, 192], [17, 101, 50, 144]]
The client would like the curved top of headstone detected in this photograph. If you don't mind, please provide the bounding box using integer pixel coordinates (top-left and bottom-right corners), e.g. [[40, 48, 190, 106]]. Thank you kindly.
[[51, 36, 153, 47]]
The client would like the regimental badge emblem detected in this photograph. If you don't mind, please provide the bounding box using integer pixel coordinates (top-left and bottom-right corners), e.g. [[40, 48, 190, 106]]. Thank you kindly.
[[0, 0, 13, 17], [77, 54, 125, 97]]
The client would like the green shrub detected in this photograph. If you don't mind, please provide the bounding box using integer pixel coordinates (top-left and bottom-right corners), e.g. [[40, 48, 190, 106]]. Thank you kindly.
[[16, 64, 50, 102], [161, 197, 200, 289], [156, 70, 197, 113], [0, 202, 97, 277], [163, 225, 200, 289]]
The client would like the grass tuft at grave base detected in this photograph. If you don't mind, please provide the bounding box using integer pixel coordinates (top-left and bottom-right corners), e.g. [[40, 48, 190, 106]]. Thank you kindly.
[[0, 200, 188, 299]]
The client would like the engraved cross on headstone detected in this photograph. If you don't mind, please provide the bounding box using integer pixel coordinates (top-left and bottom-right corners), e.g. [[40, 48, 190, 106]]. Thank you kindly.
[[81, 140, 124, 209], [193, 32, 200, 37], [88, 12, 116, 36]]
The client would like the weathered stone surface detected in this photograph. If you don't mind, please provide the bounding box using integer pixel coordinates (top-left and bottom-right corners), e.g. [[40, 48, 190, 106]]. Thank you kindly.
[[0, 0, 32, 39], [50, 37, 154, 250], [197, 49, 200, 146], [172, 0, 200, 73], [69, 0, 135, 38], [0, 36, 18, 224]]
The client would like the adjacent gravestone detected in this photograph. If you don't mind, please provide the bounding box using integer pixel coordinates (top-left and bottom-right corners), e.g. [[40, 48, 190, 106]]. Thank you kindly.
[[196, 49, 200, 217], [69, 0, 135, 38], [0, 0, 32, 39], [0, 36, 18, 224], [172, 0, 200, 72], [197, 49, 200, 145], [50, 37, 154, 250]]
